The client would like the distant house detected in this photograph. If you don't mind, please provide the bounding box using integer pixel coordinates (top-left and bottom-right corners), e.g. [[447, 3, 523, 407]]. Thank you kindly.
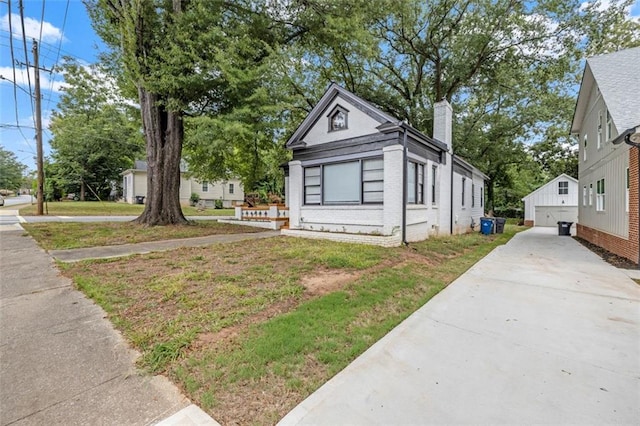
[[572, 47, 640, 265], [521, 174, 579, 227], [282, 83, 487, 246], [121, 160, 244, 208]]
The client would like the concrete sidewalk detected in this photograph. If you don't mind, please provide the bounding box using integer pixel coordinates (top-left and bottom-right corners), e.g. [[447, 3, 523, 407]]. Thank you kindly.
[[279, 227, 640, 425], [49, 231, 280, 262], [0, 230, 219, 425]]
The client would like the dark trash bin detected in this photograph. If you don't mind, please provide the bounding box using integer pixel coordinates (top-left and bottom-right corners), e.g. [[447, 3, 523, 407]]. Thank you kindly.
[[480, 217, 494, 235], [557, 221, 572, 236], [494, 217, 506, 234], [135, 195, 145, 205]]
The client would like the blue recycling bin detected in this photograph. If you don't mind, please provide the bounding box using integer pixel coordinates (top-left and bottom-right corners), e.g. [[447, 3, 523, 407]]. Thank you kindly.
[[480, 217, 494, 235]]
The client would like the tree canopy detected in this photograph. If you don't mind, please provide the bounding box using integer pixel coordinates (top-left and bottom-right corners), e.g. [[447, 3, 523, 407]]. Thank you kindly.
[[0, 146, 26, 191], [80, 0, 640, 218], [48, 58, 143, 200]]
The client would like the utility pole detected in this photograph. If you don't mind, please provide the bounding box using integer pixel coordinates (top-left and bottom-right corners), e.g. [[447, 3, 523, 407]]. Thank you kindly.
[[33, 39, 44, 215]]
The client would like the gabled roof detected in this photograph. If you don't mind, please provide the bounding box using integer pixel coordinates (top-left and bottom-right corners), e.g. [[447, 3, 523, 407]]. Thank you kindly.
[[285, 83, 447, 151], [454, 155, 490, 181], [521, 173, 578, 201], [571, 47, 640, 134]]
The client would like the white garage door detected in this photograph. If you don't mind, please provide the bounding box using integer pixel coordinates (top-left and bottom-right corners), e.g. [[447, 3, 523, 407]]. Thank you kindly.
[[534, 206, 578, 227]]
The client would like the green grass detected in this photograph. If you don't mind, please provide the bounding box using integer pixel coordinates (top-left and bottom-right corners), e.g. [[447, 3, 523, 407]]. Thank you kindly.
[[24, 220, 264, 250], [19, 201, 234, 217], [57, 225, 524, 424]]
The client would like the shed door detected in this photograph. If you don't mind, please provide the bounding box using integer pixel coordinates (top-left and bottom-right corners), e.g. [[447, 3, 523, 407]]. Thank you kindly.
[[534, 206, 578, 227]]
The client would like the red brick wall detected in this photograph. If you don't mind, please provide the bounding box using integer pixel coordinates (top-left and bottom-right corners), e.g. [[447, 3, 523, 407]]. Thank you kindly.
[[524, 220, 534, 227], [577, 147, 639, 265]]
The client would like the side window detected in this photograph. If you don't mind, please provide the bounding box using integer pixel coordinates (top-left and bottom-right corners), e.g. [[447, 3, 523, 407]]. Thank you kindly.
[[461, 177, 466, 207], [558, 181, 568, 195]]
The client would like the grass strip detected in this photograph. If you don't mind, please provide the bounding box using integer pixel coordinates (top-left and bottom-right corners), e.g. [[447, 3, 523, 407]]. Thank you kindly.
[[19, 201, 233, 217], [24, 220, 264, 250]]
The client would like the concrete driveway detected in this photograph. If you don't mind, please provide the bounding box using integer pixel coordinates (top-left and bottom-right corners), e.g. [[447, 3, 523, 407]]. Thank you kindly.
[[279, 227, 640, 425]]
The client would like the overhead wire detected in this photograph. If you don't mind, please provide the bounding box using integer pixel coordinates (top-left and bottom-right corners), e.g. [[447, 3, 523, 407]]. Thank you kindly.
[[18, 0, 36, 128], [44, 0, 69, 113], [4, 0, 35, 155]]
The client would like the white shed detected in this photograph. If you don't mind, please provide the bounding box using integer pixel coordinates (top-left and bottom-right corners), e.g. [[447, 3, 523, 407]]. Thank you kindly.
[[522, 174, 579, 227]]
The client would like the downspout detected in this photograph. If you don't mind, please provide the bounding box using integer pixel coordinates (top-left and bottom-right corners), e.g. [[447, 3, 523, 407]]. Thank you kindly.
[[450, 152, 454, 235], [402, 126, 408, 245]]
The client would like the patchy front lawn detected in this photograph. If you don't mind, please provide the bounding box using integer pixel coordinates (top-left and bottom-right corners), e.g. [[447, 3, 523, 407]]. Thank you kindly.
[[23, 221, 264, 250], [19, 201, 234, 217], [57, 227, 522, 425]]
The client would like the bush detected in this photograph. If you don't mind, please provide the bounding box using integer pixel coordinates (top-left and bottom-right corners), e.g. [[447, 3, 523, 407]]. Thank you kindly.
[[190, 193, 200, 206], [214, 199, 223, 209]]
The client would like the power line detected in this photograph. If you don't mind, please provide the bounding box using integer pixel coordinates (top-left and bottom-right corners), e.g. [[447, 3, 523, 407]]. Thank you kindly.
[[18, 0, 35, 128], [37, 0, 45, 46], [45, 0, 69, 113], [6, 0, 21, 127]]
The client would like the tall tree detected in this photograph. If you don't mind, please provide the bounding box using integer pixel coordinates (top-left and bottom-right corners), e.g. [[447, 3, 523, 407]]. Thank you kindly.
[[49, 59, 143, 200], [0, 146, 26, 191]]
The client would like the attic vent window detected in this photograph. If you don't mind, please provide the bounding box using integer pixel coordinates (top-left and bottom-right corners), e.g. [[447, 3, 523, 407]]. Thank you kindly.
[[328, 105, 349, 132]]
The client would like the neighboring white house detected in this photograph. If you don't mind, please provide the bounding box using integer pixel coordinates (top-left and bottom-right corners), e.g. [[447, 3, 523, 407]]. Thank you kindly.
[[281, 83, 487, 246], [522, 174, 579, 227], [572, 47, 640, 265], [121, 160, 244, 207]]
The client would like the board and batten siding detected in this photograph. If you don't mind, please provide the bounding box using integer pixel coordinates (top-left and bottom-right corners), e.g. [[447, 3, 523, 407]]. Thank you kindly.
[[522, 174, 579, 223], [578, 144, 630, 239]]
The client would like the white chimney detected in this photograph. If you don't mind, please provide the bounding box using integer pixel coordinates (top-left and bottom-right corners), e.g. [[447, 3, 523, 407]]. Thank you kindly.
[[433, 100, 453, 152]]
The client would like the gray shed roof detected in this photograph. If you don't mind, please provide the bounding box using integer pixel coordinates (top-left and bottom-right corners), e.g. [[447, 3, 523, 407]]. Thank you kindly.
[[572, 47, 640, 134]]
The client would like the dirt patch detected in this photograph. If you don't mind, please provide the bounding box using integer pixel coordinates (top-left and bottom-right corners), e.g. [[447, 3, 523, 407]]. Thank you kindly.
[[574, 237, 638, 270], [301, 270, 360, 296]]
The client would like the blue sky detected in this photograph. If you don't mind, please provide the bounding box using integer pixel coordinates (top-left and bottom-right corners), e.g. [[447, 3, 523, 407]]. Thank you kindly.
[[1, 1, 640, 172], [1, 0, 105, 171]]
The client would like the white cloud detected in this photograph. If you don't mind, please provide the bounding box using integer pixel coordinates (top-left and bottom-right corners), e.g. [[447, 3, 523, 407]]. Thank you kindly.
[[0, 66, 66, 93], [0, 13, 64, 43], [580, 0, 640, 19]]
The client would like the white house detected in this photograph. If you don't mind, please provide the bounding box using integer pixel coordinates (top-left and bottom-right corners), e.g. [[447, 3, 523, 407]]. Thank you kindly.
[[572, 47, 640, 265], [521, 174, 579, 227], [281, 83, 487, 246], [121, 160, 244, 207]]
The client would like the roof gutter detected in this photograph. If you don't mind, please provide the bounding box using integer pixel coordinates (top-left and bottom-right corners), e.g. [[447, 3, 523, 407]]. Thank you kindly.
[[612, 126, 640, 147]]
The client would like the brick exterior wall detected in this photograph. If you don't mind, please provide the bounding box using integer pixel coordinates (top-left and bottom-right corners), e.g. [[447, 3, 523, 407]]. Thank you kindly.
[[524, 220, 534, 227], [281, 229, 402, 247], [577, 147, 639, 265]]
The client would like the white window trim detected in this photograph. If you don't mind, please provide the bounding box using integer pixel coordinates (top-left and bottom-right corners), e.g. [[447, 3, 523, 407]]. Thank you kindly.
[[626, 167, 630, 213], [596, 178, 605, 212], [597, 110, 603, 150], [303, 158, 384, 206]]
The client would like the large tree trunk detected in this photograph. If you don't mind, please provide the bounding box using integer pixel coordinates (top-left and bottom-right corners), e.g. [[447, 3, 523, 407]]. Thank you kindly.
[[134, 88, 187, 226]]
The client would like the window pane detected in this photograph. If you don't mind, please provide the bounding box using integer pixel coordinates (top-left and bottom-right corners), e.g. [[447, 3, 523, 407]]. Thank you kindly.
[[305, 167, 320, 177], [363, 191, 383, 203], [363, 169, 384, 181], [306, 194, 321, 204], [363, 181, 384, 192], [305, 175, 320, 186], [323, 162, 360, 203], [407, 162, 416, 203], [363, 159, 383, 170]]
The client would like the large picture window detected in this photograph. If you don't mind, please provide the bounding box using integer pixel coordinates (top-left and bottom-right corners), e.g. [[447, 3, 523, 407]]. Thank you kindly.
[[323, 162, 360, 203], [304, 158, 384, 205]]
